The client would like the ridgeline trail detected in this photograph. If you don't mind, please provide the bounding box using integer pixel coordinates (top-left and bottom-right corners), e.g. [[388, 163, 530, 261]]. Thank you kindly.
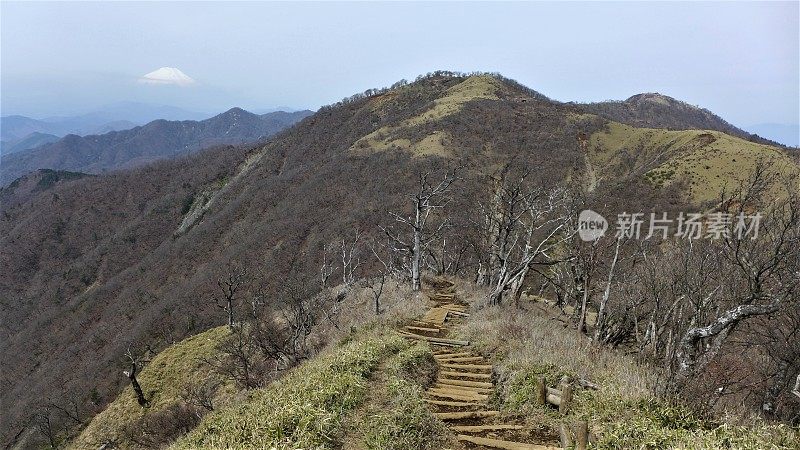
[[398, 280, 560, 450]]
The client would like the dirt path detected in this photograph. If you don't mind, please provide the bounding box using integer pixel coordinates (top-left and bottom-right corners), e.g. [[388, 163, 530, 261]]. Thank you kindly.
[[398, 279, 560, 450]]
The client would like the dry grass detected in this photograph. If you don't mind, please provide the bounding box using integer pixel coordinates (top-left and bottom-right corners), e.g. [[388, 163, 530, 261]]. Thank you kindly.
[[452, 289, 799, 449], [170, 329, 408, 450], [70, 278, 425, 449], [348, 75, 502, 157], [588, 121, 799, 203], [311, 277, 429, 344], [457, 304, 656, 404], [69, 326, 232, 449], [359, 343, 448, 450]]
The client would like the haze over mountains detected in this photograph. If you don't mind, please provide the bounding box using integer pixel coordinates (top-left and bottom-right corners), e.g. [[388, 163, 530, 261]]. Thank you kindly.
[[0, 108, 312, 185], [2, 72, 797, 448], [1, 102, 211, 140], [0, 102, 215, 156]]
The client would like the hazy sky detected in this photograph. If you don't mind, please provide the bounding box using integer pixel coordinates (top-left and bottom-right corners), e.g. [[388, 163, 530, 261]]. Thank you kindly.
[[1, 1, 798, 130]]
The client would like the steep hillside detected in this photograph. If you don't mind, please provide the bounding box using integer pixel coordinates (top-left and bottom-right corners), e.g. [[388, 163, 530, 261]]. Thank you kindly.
[[579, 93, 782, 147], [72, 279, 799, 449], [0, 109, 312, 185], [581, 120, 798, 203], [2, 73, 796, 447], [69, 327, 231, 449]]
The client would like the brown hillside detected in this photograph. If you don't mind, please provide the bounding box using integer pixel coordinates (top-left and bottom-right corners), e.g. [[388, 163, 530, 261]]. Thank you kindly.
[[1, 73, 795, 447]]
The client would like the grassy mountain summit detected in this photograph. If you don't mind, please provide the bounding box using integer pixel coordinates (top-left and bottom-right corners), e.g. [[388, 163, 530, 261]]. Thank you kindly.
[[2, 72, 798, 448]]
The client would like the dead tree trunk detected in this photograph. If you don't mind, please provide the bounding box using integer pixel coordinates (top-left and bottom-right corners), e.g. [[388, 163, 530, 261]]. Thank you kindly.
[[412, 206, 422, 291], [124, 348, 149, 407], [385, 170, 458, 292], [676, 301, 781, 382], [594, 237, 623, 341]]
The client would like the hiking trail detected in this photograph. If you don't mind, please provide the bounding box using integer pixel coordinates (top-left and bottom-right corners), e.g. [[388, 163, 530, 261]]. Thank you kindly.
[[398, 279, 561, 450]]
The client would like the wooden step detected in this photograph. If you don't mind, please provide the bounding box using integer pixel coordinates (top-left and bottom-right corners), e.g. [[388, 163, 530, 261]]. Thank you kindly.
[[434, 384, 492, 394], [423, 399, 484, 407], [434, 351, 473, 358], [428, 342, 463, 348], [398, 332, 469, 346], [428, 387, 488, 399], [445, 310, 470, 317], [440, 303, 466, 309], [434, 410, 499, 420], [433, 349, 462, 355], [435, 356, 484, 363], [457, 435, 558, 450], [426, 390, 486, 402], [451, 424, 525, 433], [440, 304, 465, 310], [428, 387, 489, 399], [437, 378, 493, 388], [405, 325, 440, 333], [440, 370, 491, 379], [440, 363, 492, 371]]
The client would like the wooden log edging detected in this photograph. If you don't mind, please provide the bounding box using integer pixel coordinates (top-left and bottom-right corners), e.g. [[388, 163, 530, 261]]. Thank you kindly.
[[536, 377, 573, 413], [559, 420, 589, 450]]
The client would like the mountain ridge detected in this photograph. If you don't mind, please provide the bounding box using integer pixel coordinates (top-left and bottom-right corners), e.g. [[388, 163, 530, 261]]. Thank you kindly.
[[1, 72, 796, 448], [0, 108, 313, 185], [577, 92, 783, 147]]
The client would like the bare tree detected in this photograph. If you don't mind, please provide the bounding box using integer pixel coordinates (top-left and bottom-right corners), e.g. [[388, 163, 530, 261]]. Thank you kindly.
[[320, 242, 335, 289], [364, 238, 395, 315], [426, 235, 473, 277], [476, 168, 571, 306], [124, 346, 150, 407], [181, 380, 220, 413], [341, 230, 364, 286], [213, 267, 247, 330], [593, 236, 629, 342], [251, 278, 319, 371], [384, 169, 458, 291], [31, 407, 58, 449], [674, 178, 799, 386], [205, 325, 262, 388]]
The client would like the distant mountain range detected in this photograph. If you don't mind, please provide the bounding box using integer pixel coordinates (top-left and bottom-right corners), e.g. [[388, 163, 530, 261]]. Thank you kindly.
[[0, 102, 217, 156], [1, 102, 212, 142], [0, 108, 312, 185]]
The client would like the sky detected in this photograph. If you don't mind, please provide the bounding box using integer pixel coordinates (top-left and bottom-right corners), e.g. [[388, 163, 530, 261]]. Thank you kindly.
[[1, 1, 798, 134]]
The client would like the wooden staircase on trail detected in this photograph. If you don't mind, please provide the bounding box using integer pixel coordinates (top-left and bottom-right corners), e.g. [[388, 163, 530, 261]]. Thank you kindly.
[[397, 280, 561, 450]]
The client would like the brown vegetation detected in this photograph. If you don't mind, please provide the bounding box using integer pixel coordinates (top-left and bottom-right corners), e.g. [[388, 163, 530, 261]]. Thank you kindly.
[[1, 72, 797, 447]]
